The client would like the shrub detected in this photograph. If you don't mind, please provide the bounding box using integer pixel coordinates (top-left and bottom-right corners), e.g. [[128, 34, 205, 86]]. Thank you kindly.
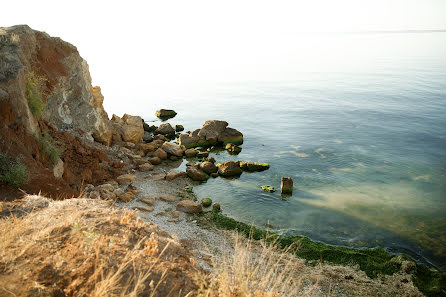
[[26, 72, 46, 118], [0, 151, 29, 186], [34, 132, 63, 164]]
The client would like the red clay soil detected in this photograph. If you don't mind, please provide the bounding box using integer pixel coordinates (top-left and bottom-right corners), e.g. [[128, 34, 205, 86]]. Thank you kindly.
[[0, 101, 121, 202]]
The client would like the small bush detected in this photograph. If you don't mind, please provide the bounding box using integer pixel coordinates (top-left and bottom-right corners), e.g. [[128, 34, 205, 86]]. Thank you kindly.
[[26, 72, 46, 118], [0, 151, 28, 186], [34, 132, 63, 164]]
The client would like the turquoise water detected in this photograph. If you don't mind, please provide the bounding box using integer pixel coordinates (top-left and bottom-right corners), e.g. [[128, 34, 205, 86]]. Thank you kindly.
[[120, 32, 446, 269]]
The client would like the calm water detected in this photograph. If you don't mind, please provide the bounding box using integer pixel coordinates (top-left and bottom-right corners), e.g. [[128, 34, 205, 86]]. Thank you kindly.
[[110, 32, 446, 269]]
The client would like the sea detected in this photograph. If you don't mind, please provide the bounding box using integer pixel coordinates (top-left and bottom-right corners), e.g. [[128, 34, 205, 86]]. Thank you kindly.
[[105, 31, 446, 270]]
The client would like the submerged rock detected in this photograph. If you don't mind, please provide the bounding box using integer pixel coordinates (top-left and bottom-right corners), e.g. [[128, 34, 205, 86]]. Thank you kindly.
[[225, 143, 242, 154], [281, 177, 293, 194], [240, 161, 270, 172], [155, 109, 177, 119], [218, 161, 242, 177], [174, 125, 184, 132]]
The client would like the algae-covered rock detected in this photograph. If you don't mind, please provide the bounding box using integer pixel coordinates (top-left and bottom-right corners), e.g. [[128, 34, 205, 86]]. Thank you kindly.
[[155, 123, 175, 137], [240, 161, 270, 172], [225, 143, 242, 154], [174, 125, 184, 132], [201, 198, 212, 207], [212, 203, 221, 212], [261, 185, 275, 193], [155, 109, 177, 119], [281, 177, 293, 194], [210, 172, 219, 178]]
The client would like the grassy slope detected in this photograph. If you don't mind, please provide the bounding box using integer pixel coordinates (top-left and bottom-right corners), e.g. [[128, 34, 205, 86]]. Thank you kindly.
[[194, 211, 446, 297]]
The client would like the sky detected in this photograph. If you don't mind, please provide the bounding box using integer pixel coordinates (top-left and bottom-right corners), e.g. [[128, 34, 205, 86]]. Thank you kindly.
[[2, 0, 446, 113]]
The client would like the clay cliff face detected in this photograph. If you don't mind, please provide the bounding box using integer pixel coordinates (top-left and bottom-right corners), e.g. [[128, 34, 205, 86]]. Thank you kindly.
[[0, 25, 112, 145]]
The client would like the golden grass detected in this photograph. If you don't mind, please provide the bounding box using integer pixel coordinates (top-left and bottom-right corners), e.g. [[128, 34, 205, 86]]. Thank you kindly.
[[195, 233, 319, 297], [0, 195, 199, 296]]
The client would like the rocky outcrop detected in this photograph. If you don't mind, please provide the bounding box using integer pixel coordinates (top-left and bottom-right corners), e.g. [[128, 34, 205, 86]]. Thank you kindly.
[[110, 114, 144, 144], [178, 120, 243, 148], [0, 25, 113, 144]]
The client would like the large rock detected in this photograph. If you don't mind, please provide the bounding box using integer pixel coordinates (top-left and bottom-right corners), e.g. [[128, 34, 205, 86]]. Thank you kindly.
[[166, 171, 187, 181], [200, 161, 218, 174], [116, 174, 136, 185], [176, 200, 203, 214], [155, 109, 177, 119], [154, 123, 175, 137], [178, 133, 209, 149], [186, 166, 209, 181], [184, 148, 199, 157], [161, 142, 184, 157], [153, 148, 168, 160], [218, 128, 244, 145], [218, 161, 242, 177], [120, 114, 144, 143], [198, 120, 228, 144]]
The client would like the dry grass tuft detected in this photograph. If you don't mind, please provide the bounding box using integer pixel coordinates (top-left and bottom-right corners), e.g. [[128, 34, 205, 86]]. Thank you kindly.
[[0, 195, 199, 296], [195, 233, 320, 297]]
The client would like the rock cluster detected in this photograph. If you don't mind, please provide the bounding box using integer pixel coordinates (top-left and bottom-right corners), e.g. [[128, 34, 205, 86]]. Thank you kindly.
[[178, 120, 243, 149]]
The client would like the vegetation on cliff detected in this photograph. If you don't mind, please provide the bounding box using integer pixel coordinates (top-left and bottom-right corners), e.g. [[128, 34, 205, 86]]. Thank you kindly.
[[26, 72, 46, 119], [0, 150, 28, 186]]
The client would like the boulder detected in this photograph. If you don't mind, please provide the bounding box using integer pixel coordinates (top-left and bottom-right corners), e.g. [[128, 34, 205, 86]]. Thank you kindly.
[[212, 203, 221, 212], [126, 184, 140, 196], [198, 120, 228, 144], [178, 133, 209, 149], [184, 148, 199, 157], [138, 163, 154, 171], [240, 161, 270, 172], [218, 161, 242, 177], [200, 161, 218, 174], [121, 114, 144, 143], [138, 195, 157, 206], [118, 191, 134, 202], [225, 143, 242, 154], [281, 177, 293, 194], [176, 200, 203, 214], [161, 142, 184, 157], [147, 156, 162, 165], [160, 195, 180, 202], [155, 109, 177, 119], [186, 166, 209, 181], [53, 158, 64, 179], [166, 171, 187, 181], [153, 148, 168, 160], [116, 174, 136, 185], [218, 127, 244, 145], [154, 123, 175, 136]]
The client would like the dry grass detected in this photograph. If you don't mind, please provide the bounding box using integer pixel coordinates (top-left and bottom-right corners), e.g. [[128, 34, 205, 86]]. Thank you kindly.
[[195, 233, 320, 297], [0, 195, 199, 296]]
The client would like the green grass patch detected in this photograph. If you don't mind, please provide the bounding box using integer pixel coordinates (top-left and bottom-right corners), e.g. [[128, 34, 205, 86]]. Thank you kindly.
[[26, 72, 46, 118], [194, 211, 446, 297], [0, 151, 28, 186], [34, 132, 63, 164]]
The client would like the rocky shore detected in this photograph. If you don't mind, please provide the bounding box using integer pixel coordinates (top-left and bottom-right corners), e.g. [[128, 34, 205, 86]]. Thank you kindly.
[[1, 25, 444, 296]]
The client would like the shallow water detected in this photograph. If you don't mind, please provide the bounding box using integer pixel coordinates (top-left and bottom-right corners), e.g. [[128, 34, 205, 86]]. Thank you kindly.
[[110, 32, 446, 269]]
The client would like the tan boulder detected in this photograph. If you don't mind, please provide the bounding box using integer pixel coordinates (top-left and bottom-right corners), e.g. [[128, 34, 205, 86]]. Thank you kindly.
[[200, 161, 217, 174], [153, 148, 168, 160], [118, 191, 134, 202], [154, 123, 175, 136], [161, 142, 184, 157], [138, 195, 157, 206], [116, 174, 136, 185], [166, 171, 187, 181], [185, 148, 199, 157], [132, 206, 154, 212], [147, 156, 161, 165], [218, 161, 242, 177], [176, 200, 203, 214], [160, 195, 181, 202], [138, 163, 154, 172], [186, 166, 209, 181]]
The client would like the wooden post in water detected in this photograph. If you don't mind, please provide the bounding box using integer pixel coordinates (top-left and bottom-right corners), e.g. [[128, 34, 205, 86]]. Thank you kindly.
[[281, 177, 293, 195]]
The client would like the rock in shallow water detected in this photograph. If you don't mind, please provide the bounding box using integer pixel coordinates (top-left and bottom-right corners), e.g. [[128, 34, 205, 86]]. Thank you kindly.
[[155, 109, 177, 119], [218, 161, 242, 177], [281, 177, 293, 194]]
